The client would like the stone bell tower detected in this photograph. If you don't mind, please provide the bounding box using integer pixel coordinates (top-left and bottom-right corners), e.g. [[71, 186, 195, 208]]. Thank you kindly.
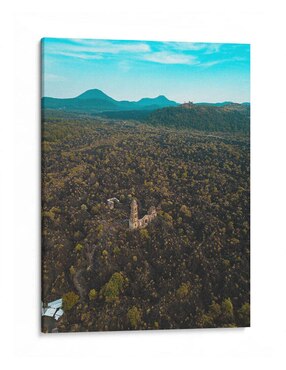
[[129, 199, 139, 230]]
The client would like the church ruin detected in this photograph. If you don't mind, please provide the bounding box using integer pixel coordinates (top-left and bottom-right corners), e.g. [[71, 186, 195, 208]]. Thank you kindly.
[[129, 199, 157, 230]]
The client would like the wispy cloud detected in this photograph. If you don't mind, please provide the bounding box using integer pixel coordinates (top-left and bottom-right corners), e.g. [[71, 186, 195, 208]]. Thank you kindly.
[[43, 38, 248, 68], [199, 60, 221, 68], [203, 43, 222, 54], [44, 38, 151, 60], [141, 51, 198, 65], [70, 39, 151, 54], [44, 73, 66, 83], [200, 55, 248, 68], [45, 39, 198, 64], [165, 42, 222, 53], [55, 51, 103, 60]]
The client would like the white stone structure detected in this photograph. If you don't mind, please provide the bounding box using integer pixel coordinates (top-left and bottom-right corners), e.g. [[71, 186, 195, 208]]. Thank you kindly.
[[107, 197, 120, 209], [42, 298, 64, 321]]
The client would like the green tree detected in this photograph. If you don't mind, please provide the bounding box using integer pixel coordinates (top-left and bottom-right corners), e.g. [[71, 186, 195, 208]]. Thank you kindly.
[[237, 303, 250, 327], [197, 313, 213, 328], [221, 298, 234, 323], [127, 306, 142, 329], [208, 301, 221, 321], [62, 291, 80, 311], [100, 272, 125, 303]]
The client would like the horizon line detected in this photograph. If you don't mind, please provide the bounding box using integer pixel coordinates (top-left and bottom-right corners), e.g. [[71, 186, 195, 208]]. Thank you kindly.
[[42, 88, 250, 105]]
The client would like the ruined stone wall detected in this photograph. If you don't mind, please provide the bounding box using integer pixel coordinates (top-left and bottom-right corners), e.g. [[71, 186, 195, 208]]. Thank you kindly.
[[129, 200, 157, 230]]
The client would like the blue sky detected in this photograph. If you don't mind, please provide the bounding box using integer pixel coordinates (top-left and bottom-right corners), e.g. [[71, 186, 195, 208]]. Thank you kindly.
[[42, 38, 250, 103]]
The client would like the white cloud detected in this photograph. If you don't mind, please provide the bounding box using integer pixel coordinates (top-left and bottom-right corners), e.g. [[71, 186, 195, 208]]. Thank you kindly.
[[45, 40, 198, 65], [163, 42, 223, 54], [165, 42, 207, 51], [203, 43, 222, 54], [67, 39, 151, 54], [141, 51, 198, 65], [45, 39, 152, 61], [199, 56, 247, 68], [44, 73, 66, 82], [199, 60, 221, 68], [44, 39, 242, 67], [56, 51, 103, 60]]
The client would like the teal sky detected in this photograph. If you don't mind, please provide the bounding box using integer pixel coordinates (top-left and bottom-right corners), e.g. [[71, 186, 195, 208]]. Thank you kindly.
[[42, 38, 250, 103]]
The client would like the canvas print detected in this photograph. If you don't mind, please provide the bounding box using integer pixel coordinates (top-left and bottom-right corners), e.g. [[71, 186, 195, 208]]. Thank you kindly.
[[41, 38, 250, 333]]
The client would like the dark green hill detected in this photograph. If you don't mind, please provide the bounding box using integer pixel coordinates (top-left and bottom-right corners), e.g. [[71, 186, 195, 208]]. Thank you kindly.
[[76, 88, 117, 102], [196, 101, 234, 106], [148, 103, 250, 132], [137, 95, 178, 108], [42, 89, 179, 113], [42, 97, 119, 112]]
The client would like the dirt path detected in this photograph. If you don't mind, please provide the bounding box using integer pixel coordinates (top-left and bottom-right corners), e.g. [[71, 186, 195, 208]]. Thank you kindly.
[[73, 269, 86, 300]]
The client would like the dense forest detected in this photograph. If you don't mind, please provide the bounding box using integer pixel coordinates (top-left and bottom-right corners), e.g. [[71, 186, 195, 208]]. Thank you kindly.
[[148, 103, 250, 132], [42, 111, 250, 332]]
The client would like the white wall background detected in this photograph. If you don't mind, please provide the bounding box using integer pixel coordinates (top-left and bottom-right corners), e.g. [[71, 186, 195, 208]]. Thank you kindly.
[[1, 0, 286, 369]]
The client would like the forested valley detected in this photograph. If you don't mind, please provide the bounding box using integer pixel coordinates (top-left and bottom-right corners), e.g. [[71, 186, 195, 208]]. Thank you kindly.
[[42, 110, 250, 332]]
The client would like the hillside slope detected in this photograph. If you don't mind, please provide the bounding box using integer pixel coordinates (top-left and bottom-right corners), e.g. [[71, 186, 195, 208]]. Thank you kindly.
[[148, 103, 250, 132]]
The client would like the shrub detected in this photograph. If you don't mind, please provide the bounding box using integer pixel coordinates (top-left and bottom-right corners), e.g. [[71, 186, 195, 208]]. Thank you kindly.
[[113, 246, 121, 255], [140, 229, 149, 239], [221, 298, 234, 322], [96, 224, 104, 237], [180, 205, 192, 218], [75, 243, 83, 252], [81, 204, 88, 211], [177, 282, 190, 299], [163, 212, 173, 224], [102, 250, 108, 257], [88, 289, 98, 301]]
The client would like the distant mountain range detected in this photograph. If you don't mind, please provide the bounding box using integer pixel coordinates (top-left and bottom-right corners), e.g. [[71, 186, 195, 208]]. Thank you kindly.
[[42, 88, 179, 113], [42, 88, 249, 114], [196, 101, 250, 107]]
